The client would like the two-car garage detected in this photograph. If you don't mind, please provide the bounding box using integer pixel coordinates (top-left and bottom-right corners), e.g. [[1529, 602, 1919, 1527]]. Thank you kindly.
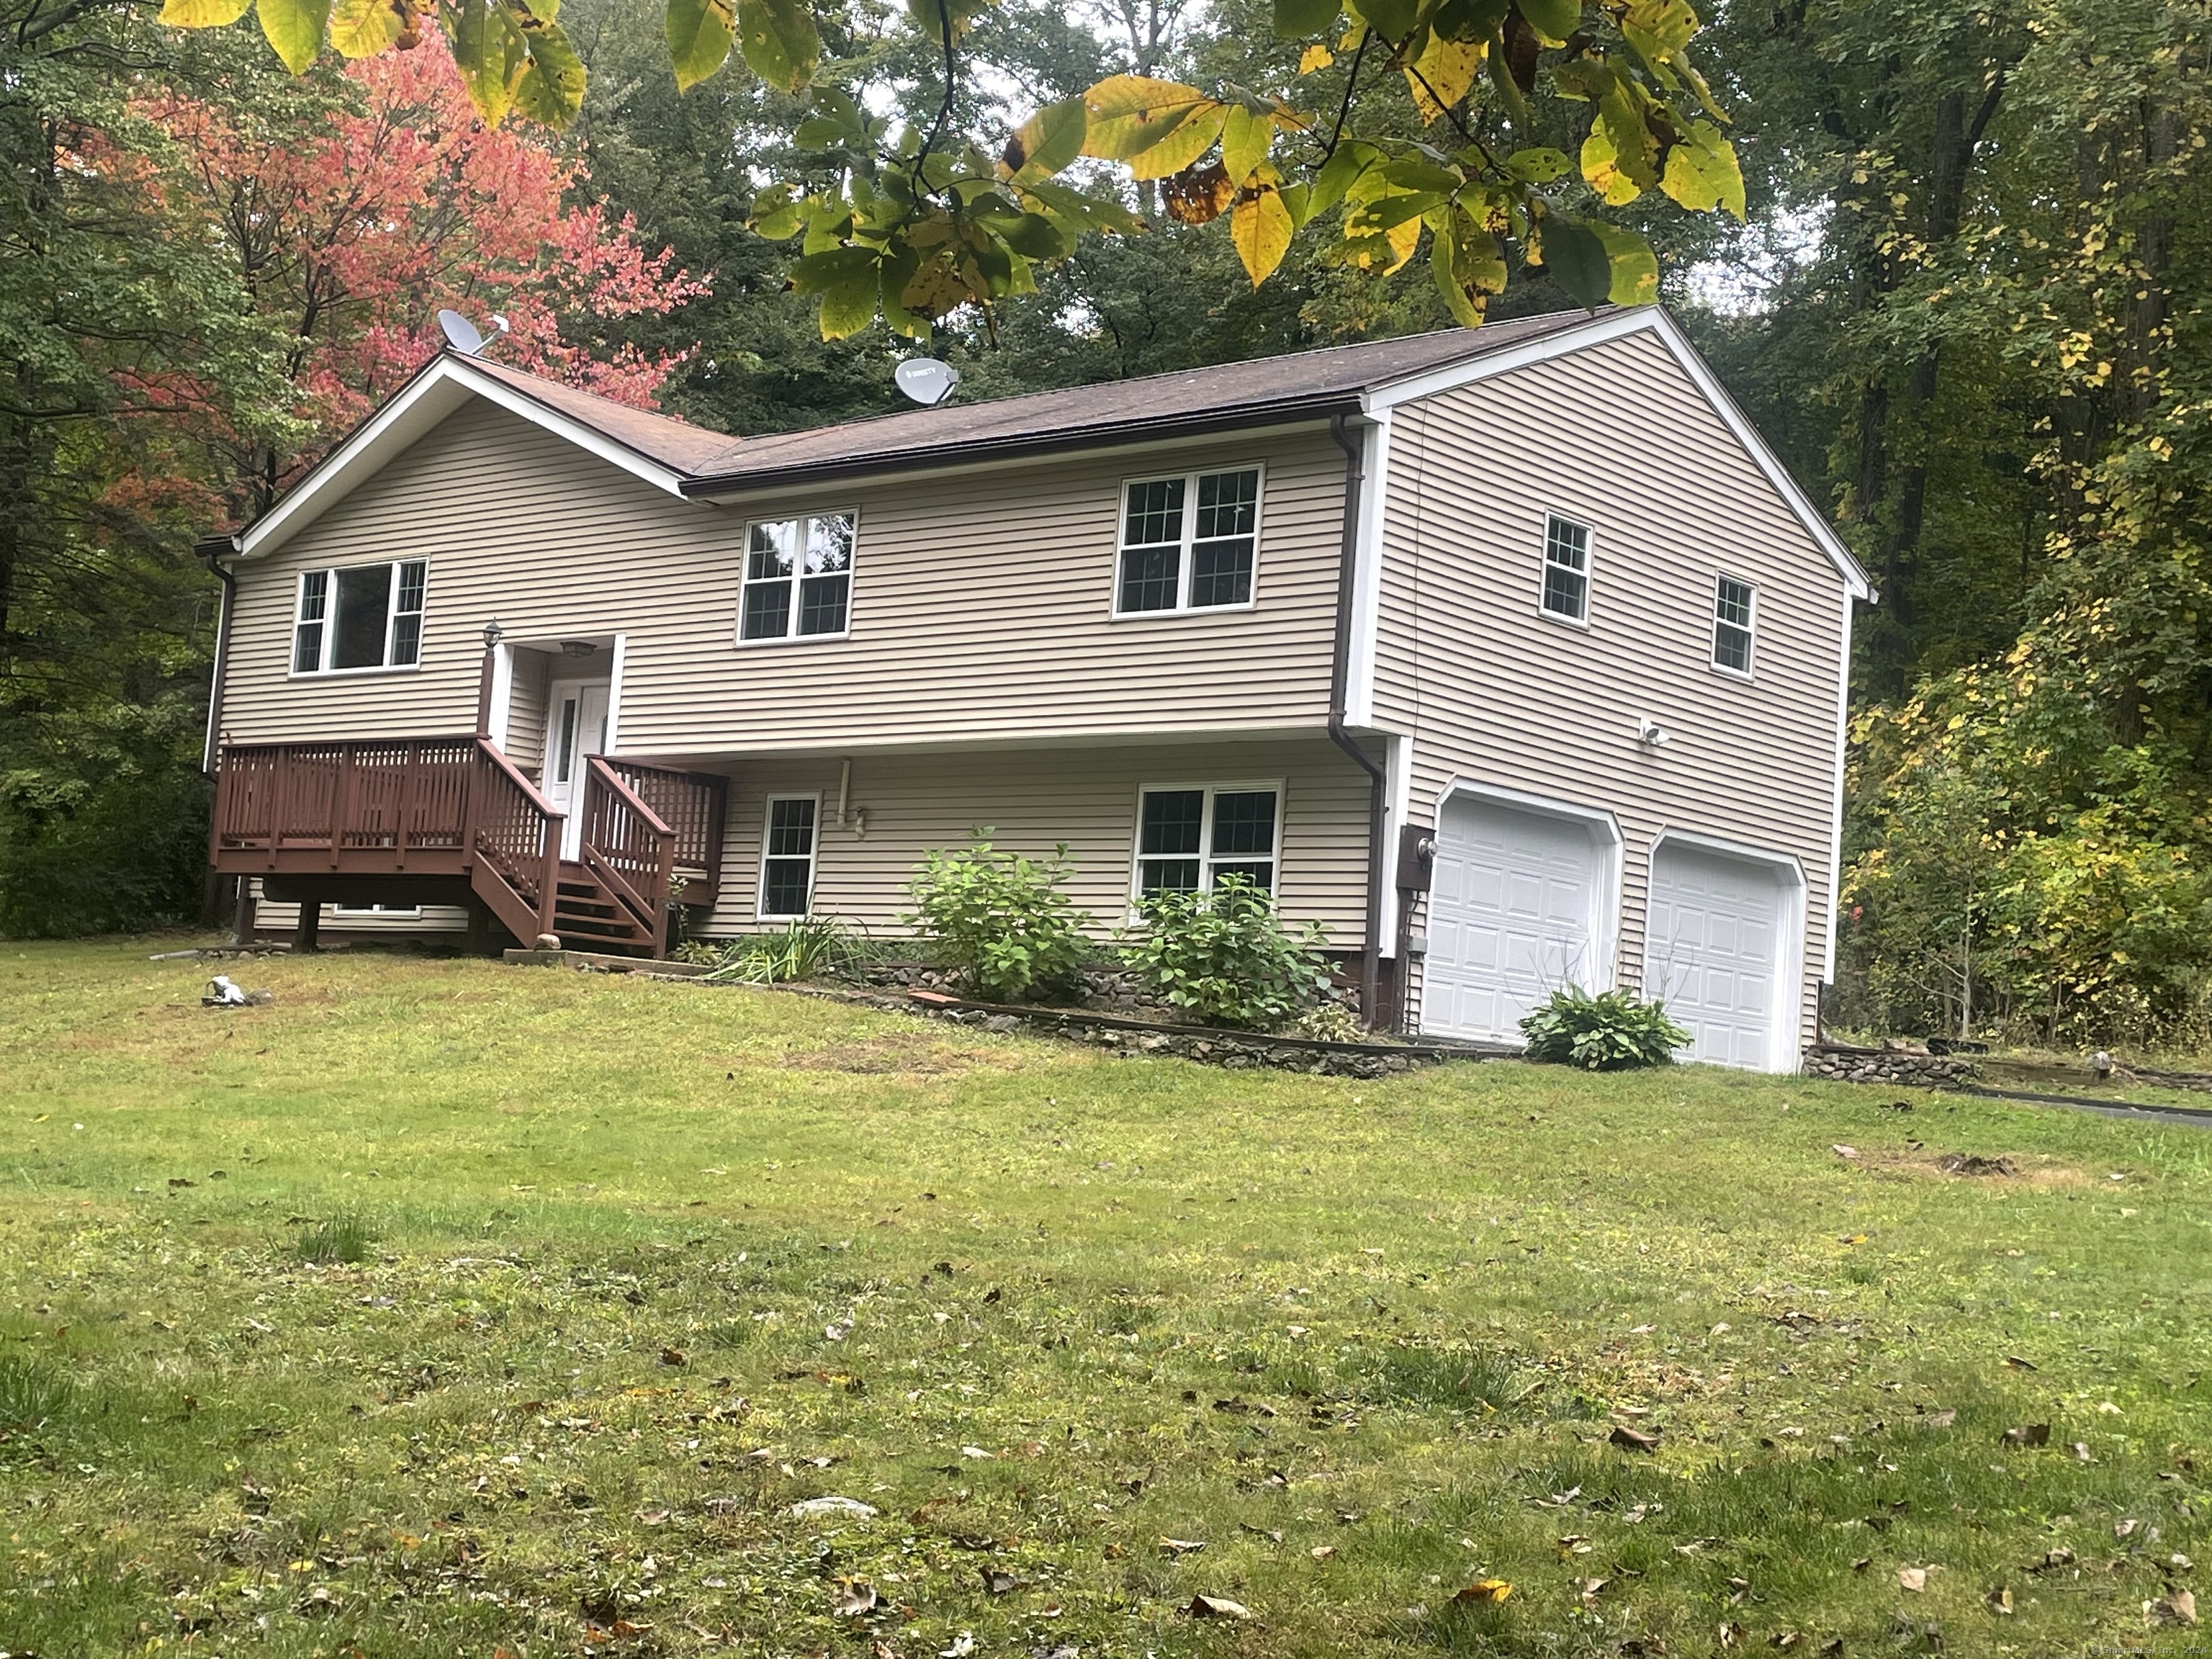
[[1419, 784, 1804, 1071]]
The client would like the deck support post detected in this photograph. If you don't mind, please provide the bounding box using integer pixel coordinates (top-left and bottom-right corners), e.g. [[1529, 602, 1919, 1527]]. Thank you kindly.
[[230, 877, 256, 948], [293, 899, 320, 954]]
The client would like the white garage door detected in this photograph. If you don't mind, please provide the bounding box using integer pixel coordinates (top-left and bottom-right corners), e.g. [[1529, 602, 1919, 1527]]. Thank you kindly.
[[1423, 796, 1609, 1043], [1643, 842, 1791, 1069]]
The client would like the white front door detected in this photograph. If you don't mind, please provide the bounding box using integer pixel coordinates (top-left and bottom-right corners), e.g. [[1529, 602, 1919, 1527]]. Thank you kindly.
[[1422, 796, 1610, 1043], [1642, 842, 1789, 1069], [542, 679, 611, 860]]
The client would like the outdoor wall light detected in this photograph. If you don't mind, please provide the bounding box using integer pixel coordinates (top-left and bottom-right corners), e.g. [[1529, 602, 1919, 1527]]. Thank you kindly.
[[559, 639, 598, 659], [1637, 717, 1670, 747], [482, 619, 504, 649]]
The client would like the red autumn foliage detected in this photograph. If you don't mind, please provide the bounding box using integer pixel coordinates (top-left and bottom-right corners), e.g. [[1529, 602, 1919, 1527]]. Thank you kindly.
[[116, 33, 706, 516]]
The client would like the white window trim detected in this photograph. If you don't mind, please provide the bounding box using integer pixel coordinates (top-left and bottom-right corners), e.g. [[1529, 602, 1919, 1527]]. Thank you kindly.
[[734, 508, 860, 649], [1710, 572, 1758, 679], [287, 559, 428, 678], [1109, 463, 1267, 621], [1537, 511, 1593, 629], [1126, 778, 1287, 909], [331, 902, 423, 918], [756, 791, 823, 921]]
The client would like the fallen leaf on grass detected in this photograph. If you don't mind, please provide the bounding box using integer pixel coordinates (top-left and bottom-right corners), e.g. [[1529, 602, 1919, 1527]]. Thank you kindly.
[[789, 1496, 877, 1520], [658, 1347, 686, 1367], [635, 1508, 670, 1526], [2116, 1518, 2141, 1539], [1925, 1409, 1957, 1428], [979, 1568, 1025, 1596], [2002, 1354, 2038, 1371], [1717, 1622, 1745, 1647], [830, 1579, 878, 1617], [1310, 1545, 1336, 1560], [2074, 1442, 2093, 1462], [1159, 1537, 1207, 1555], [1187, 1593, 1251, 1619], [1610, 1424, 1660, 1452], [1453, 1578, 1513, 1604], [1988, 1586, 2014, 1614], [1832, 1145, 1860, 1160], [2150, 1588, 2198, 1625], [1575, 1575, 1609, 1604], [1899, 1567, 1928, 1592], [2002, 1422, 2051, 1448], [1555, 1534, 1593, 1557], [1239, 1523, 1283, 1542]]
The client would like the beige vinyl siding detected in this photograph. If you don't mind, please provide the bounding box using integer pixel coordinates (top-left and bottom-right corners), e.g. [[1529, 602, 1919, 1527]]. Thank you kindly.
[[217, 404, 1346, 755], [501, 647, 553, 781], [700, 738, 1372, 944], [1375, 328, 1848, 1050], [248, 883, 469, 937]]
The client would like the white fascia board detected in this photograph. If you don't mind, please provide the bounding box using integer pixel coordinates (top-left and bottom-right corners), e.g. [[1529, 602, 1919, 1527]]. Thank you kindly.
[[1346, 410, 1392, 727], [1823, 584, 1856, 983], [233, 356, 691, 562], [1362, 307, 1873, 599]]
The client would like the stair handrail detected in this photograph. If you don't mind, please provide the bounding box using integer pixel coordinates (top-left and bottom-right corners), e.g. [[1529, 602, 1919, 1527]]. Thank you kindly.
[[601, 758, 725, 890], [581, 755, 676, 954], [470, 737, 565, 939]]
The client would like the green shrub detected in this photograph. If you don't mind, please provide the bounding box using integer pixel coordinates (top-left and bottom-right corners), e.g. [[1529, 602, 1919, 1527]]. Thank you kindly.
[[1124, 876, 1334, 1030], [904, 834, 1092, 1004], [1519, 986, 1689, 1070], [702, 916, 863, 984]]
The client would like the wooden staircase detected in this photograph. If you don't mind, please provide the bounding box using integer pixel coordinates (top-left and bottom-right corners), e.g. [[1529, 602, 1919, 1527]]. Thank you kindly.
[[547, 861, 663, 954]]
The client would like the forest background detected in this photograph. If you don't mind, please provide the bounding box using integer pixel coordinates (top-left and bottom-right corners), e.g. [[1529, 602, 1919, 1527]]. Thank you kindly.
[[0, 0, 2204, 1049]]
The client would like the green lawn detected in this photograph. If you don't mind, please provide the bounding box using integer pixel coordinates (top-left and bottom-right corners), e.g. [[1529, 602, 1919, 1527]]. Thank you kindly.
[[2, 941, 2207, 1658]]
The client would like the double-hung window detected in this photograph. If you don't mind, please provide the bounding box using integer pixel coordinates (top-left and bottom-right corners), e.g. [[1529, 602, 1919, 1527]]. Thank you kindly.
[[1134, 783, 1282, 898], [1540, 514, 1591, 624], [739, 511, 855, 644], [1115, 467, 1262, 615], [758, 796, 819, 918], [1712, 575, 1756, 675], [291, 559, 426, 673]]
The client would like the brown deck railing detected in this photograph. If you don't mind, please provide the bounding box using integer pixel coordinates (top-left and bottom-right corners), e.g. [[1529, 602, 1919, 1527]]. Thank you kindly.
[[580, 756, 676, 955], [212, 737, 562, 943], [601, 757, 727, 899]]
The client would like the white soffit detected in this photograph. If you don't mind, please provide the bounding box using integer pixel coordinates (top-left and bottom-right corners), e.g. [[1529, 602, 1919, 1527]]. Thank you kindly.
[[1363, 307, 1872, 598], [230, 356, 693, 561]]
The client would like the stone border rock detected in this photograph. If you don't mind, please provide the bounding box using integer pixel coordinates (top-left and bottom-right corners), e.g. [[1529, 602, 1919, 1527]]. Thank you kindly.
[[1801, 1043, 1976, 1089], [798, 985, 1511, 1079]]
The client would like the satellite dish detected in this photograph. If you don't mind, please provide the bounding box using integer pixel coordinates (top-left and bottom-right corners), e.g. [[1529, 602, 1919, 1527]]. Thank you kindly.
[[894, 357, 961, 407], [437, 309, 486, 355]]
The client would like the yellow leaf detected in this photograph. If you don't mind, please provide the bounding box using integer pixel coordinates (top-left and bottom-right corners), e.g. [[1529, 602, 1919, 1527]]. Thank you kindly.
[[1382, 214, 1421, 274], [1298, 42, 1333, 72], [1454, 1578, 1514, 1604], [1580, 126, 1642, 206], [1221, 105, 1273, 184], [1081, 75, 1222, 166], [1660, 119, 1745, 219], [159, 0, 251, 24], [1404, 34, 1483, 124], [327, 0, 401, 56], [1123, 107, 1226, 180], [1231, 185, 1295, 285]]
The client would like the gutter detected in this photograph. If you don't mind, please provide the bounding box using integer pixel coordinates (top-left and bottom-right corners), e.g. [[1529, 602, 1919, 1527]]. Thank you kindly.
[[680, 395, 1364, 497], [1326, 412, 1388, 1030], [196, 534, 239, 775]]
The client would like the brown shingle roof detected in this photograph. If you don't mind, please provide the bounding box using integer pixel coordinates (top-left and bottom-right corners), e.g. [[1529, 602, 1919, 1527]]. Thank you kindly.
[[462, 356, 739, 475], [682, 309, 1595, 491], [457, 308, 1599, 489]]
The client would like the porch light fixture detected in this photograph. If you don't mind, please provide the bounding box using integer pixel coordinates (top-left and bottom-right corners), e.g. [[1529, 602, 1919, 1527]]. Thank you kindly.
[[482, 619, 504, 649], [559, 639, 598, 659]]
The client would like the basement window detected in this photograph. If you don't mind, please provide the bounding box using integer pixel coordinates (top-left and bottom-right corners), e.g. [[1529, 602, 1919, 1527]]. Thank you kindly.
[[758, 795, 819, 919], [1133, 783, 1281, 899], [291, 559, 426, 674]]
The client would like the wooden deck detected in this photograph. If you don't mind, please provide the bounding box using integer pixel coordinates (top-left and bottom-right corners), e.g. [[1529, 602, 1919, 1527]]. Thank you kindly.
[[210, 737, 727, 956]]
